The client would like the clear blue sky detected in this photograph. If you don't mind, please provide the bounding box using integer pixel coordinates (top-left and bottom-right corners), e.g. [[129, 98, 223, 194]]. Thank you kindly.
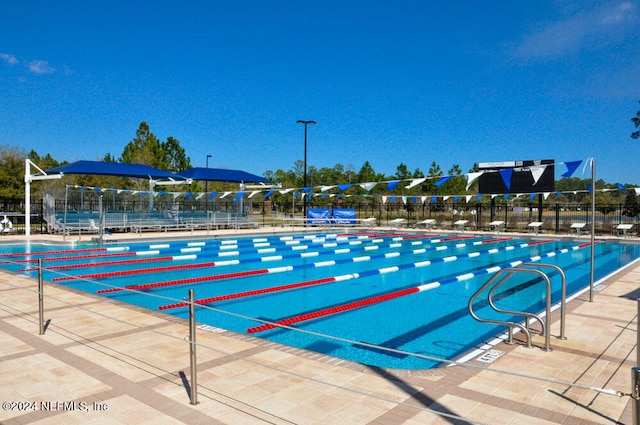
[[2, 1, 639, 185]]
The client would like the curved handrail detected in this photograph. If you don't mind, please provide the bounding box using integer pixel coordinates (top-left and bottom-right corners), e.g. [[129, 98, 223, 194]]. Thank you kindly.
[[468, 270, 534, 349], [468, 266, 556, 351], [487, 277, 546, 335], [516, 262, 567, 339]]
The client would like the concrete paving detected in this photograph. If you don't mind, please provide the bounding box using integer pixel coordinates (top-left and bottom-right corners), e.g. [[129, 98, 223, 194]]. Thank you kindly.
[[0, 228, 638, 424]]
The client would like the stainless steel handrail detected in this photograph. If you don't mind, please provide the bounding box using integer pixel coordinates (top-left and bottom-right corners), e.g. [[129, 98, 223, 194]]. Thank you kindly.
[[517, 263, 567, 340], [468, 269, 533, 348], [468, 263, 566, 351]]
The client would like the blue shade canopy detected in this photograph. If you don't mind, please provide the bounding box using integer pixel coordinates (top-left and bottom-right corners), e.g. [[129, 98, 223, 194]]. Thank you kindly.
[[45, 160, 185, 180], [179, 167, 272, 183]]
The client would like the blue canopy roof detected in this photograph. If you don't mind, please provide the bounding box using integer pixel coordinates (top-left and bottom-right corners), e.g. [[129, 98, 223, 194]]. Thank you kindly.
[[45, 160, 186, 180], [179, 167, 271, 183]]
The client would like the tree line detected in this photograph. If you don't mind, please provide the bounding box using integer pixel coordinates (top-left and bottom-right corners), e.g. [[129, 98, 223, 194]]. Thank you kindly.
[[0, 112, 637, 211]]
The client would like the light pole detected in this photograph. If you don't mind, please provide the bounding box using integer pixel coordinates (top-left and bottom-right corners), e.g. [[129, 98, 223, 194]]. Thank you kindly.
[[296, 120, 316, 224], [205, 154, 212, 193]]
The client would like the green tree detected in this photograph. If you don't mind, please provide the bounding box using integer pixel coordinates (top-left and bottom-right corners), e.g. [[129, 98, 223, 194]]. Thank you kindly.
[[1, 145, 28, 198], [292, 159, 305, 186], [419, 161, 443, 194], [345, 163, 356, 183], [441, 164, 466, 195], [120, 122, 191, 172], [28, 150, 60, 170], [160, 136, 191, 172], [623, 190, 639, 218], [120, 121, 161, 166], [357, 161, 377, 183], [394, 163, 412, 181], [595, 190, 618, 216]]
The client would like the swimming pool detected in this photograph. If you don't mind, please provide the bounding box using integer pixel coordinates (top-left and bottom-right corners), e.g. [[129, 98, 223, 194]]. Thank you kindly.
[[2, 231, 639, 369]]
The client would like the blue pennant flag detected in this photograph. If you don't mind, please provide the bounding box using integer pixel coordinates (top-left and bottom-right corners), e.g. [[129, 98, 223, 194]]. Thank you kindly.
[[588, 185, 593, 192], [337, 184, 353, 192], [618, 183, 627, 190], [412, 196, 417, 203], [207, 192, 218, 200], [454, 195, 460, 202], [477, 194, 482, 201], [389, 196, 396, 204], [530, 193, 536, 199], [264, 190, 275, 199], [503, 194, 510, 200], [303, 186, 313, 193], [434, 176, 451, 187], [185, 192, 193, 200], [499, 169, 513, 191], [387, 181, 400, 191], [431, 196, 437, 203], [233, 191, 246, 202], [562, 160, 582, 178]]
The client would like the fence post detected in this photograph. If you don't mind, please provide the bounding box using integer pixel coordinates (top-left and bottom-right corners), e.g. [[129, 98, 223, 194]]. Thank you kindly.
[[38, 258, 45, 335], [188, 289, 198, 405], [632, 366, 640, 425]]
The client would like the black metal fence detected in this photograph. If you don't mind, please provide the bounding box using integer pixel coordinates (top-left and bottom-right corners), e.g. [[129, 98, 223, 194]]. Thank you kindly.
[[3, 194, 639, 236]]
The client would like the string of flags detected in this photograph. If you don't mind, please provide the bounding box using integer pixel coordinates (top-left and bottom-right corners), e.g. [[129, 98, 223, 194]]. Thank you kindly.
[[60, 158, 634, 204]]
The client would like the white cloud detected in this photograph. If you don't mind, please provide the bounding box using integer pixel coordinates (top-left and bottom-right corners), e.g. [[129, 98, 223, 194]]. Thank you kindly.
[[28, 60, 55, 74], [513, 2, 638, 60], [0, 53, 18, 65]]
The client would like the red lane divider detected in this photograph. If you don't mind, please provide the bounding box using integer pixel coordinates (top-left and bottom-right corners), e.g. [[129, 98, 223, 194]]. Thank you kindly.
[[336, 231, 379, 237], [100, 233, 483, 294], [30, 232, 400, 268], [13, 251, 135, 265], [401, 233, 454, 240], [371, 233, 406, 238], [52, 259, 217, 282], [246, 239, 591, 334], [158, 236, 515, 310], [96, 268, 270, 294], [159, 277, 338, 310], [0, 247, 109, 258], [247, 288, 419, 334], [21, 255, 171, 272]]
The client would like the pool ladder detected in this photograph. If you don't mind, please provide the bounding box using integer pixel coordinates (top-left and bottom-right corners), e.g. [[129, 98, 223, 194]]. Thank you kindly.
[[468, 263, 567, 351]]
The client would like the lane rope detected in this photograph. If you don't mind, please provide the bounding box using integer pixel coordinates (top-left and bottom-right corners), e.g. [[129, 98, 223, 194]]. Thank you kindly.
[[245, 241, 597, 334]]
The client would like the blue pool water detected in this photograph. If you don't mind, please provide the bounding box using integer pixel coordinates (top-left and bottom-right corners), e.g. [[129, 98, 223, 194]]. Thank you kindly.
[[2, 231, 639, 369]]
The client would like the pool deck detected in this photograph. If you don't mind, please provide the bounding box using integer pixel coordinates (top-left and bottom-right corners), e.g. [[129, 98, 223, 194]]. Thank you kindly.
[[1, 227, 639, 424]]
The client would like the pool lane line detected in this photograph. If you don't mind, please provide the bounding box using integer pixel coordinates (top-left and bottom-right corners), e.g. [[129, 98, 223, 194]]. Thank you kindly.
[[77, 234, 474, 282], [4, 231, 412, 260], [2, 231, 386, 262], [94, 235, 497, 292], [0, 246, 132, 264], [0, 246, 129, 258], [15, 245, 215, 267], [16, 231, 412, 268], [156, 237, 530, 310], [30, 231, 451, 273], [18, 234, 396, 272], [245, 241, 599, 334]]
